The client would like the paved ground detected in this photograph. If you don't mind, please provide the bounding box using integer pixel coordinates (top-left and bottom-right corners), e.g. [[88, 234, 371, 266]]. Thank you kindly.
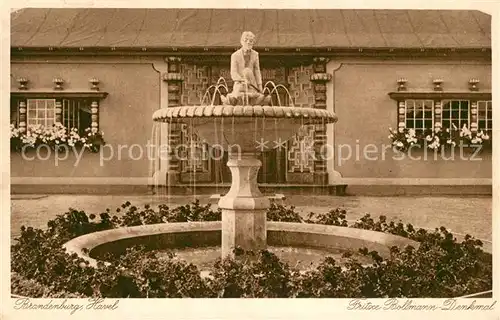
[[10, 194, 492, 250]]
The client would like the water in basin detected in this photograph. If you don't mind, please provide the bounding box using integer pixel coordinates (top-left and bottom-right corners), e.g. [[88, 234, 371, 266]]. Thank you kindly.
[[155, 246, 373, 271]]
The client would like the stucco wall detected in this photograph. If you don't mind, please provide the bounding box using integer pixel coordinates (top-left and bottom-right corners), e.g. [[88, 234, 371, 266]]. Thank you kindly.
[[10, 57, 492, 183], [10, 62, 160, 178], [331, 59, 492, 179]]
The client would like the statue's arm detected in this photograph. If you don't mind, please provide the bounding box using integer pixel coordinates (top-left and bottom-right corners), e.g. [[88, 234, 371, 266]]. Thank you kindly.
[[230, 54, 243, 82], [254, 52, 263, 92]]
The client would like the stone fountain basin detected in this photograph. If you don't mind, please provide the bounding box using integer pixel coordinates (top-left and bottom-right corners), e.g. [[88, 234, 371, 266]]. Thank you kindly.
[[63, 222, 418, 268], [152, 105, 338, 151]]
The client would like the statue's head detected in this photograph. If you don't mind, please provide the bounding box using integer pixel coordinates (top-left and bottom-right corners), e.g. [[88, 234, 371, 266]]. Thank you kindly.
[[240, 31, 256, 52]]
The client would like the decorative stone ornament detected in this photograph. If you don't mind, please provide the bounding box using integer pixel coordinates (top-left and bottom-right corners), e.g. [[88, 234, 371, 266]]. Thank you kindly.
[[312, 57, 329, 73], [163, 73, 184, 81], [310, 73, 332, 82], [89, 78, 100, 91], [397, 78, 407, 91], [164, 56, 184, 108], [470, 101, 478, 132], [91, 101, 99, 130], [310, 57, 332, 109], [398, 101, 406, 125], [18, 101, 27, 133], [53, 77, 64, 90], [468, 78, 480, 91], [433, 79, 443, 91], [55, 101, 62, 123], [153, 105, 337, 122], [17, 77, 29, 90]]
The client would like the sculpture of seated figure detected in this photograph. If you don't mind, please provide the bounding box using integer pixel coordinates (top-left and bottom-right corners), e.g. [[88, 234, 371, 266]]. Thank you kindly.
[[222, 31, 271, 106]]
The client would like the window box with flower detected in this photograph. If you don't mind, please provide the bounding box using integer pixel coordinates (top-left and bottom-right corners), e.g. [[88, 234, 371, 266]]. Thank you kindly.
[[388, 127, 419, 152], [388, 123, 491, 154], [10, 90, 108, 154], [10, 123, 105, 153], [421, 126, 460, 151], [387, 90, 492, 155], [458, 124, 491, 151]]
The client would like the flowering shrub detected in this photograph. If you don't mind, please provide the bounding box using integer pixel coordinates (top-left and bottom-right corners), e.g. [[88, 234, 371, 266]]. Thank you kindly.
[[10, 123, 105, 153], [11, 201, 492, 298], [388, 124, 491, 152]]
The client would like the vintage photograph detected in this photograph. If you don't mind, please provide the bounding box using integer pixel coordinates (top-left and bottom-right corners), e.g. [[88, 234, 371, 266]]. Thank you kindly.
[[9, 7, 493, 301]]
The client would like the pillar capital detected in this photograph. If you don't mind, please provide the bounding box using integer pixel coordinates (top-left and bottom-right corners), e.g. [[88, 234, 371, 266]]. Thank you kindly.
[[165, 56, 183, 74], [165, 56, 182, 63], [312, 56, 330, 64]]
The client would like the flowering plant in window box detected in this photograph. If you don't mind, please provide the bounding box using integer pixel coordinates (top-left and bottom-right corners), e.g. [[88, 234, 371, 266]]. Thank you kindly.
[[388, 127, 418, 152], [459, 124, 491, 149], [388, 123, 492, 153], [10, 125, 24, 151], [423, 127, 460, 150], [82, 127, 106, 153], [10, 123, 105, 153]]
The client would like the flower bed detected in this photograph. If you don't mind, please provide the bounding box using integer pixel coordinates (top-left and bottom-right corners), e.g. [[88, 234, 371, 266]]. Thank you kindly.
[[11, 201, 492, 298], [10, 123, 105, 153]]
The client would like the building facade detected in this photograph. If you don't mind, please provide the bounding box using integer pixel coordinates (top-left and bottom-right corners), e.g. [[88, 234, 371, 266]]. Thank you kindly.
[[10, 9, 492, 195]]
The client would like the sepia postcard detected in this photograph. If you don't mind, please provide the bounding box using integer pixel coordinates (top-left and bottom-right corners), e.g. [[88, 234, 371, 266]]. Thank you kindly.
[[2, 1, 499, 319]]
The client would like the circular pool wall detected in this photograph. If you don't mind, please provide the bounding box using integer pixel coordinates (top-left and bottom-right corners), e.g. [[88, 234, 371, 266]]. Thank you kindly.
[[63, 222, 418, 267]]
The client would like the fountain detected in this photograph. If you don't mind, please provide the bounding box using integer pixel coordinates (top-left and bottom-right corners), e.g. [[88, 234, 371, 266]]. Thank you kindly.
[[152, 32, 336, 257], [63, 32, 416, 271]]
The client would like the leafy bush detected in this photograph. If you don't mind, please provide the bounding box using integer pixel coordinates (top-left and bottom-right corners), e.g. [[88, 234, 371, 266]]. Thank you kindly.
[[266, 202, 303, 222], [208, 249, 295, 298], [304, 208, 349, 226], [11, 200, 492, 298], [11, 272, 87, 298], [93, 246, 211, 298]]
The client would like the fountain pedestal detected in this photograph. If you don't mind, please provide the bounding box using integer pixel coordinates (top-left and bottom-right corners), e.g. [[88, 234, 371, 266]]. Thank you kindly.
[[218, 152, 270, 257]]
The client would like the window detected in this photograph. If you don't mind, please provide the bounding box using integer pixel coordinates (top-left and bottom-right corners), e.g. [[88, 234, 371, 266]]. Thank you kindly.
[[10, 98, 19, 126], [61, 99, 92, 135], [10, 91, 108, 140], [27, 99, 56, 127], [478, 100, 492, 133], [11, 98, 92, 134], [389, 92, 492, 136], [404, 99, 434, 134], [442, 100, 470, 130]]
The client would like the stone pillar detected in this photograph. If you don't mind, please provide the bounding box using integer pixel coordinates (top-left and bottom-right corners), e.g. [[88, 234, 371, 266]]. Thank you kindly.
[[218, 152, 269, 258], [310, 57, 332, 185], [397, 101, 406, 133], [165, 57, 183, 106], [311, 57, 330, 109], [90, 101, 99, 131], [434, 100, 442, 131], [326, 62, 343, 185], [470, 101, 478, 133], [18, 100, 27, 133], [55, 101, 63, 124], [154, 57, 184, 185], [398, 100, 406, 132]]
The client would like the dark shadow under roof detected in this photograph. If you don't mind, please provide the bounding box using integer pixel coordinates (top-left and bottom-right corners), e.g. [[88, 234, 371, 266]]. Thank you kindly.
[[11, 8, 491, 49]]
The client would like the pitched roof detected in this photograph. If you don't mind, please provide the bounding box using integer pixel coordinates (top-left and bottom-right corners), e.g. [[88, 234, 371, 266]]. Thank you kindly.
[[11, 8, 491, 49]]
